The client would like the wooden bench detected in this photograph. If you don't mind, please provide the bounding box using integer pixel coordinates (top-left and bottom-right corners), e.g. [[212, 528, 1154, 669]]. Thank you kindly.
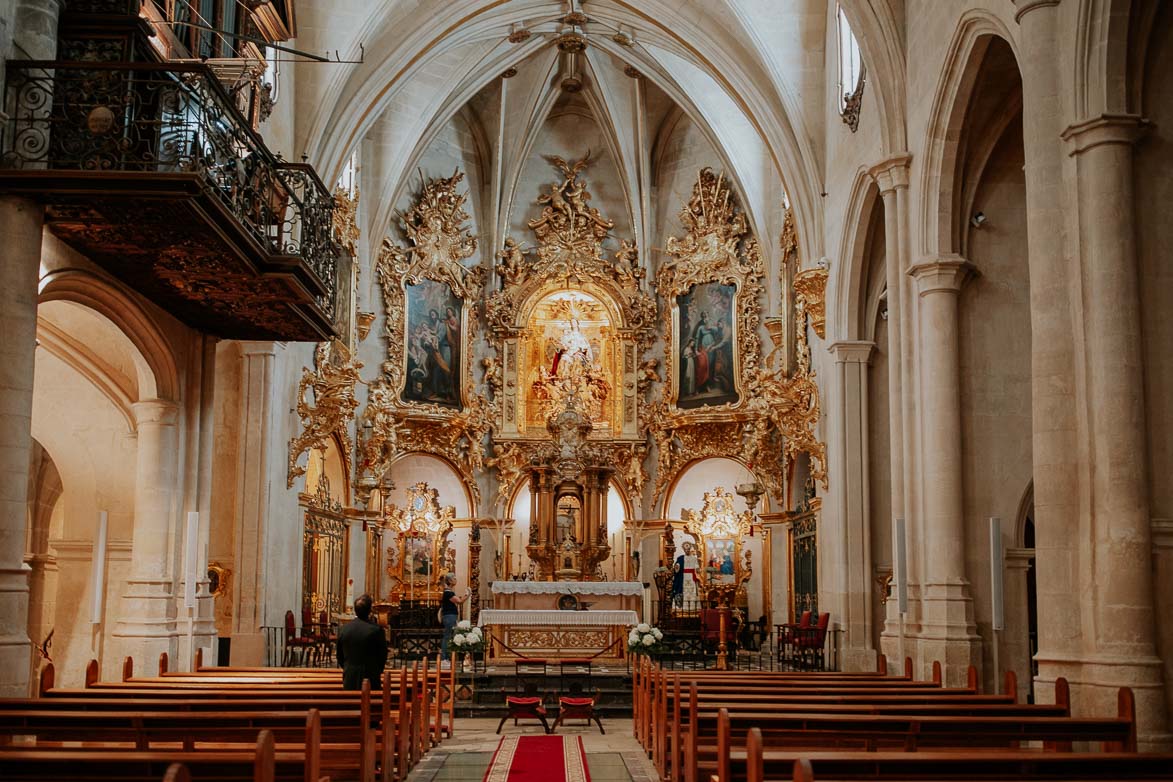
[[736, 728, 1173, 782]]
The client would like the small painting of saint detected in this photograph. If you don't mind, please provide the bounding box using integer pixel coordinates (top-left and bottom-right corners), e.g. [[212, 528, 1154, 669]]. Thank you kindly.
[[402, 279, 462, 407], [676, 282, 739, 409]]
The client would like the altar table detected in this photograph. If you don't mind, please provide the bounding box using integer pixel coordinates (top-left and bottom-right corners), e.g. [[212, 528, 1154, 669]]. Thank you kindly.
[[478, 608, 640, 661], [489, 581, 643, 614]]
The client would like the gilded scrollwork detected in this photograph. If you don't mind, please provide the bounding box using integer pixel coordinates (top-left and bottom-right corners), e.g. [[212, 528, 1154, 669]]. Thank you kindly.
[[368, 170, 489, 509], [332, 186, 361, 257], [287, 339, 362, 488]]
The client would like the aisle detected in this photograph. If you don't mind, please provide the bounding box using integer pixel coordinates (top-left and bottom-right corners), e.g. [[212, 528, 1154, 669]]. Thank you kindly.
[[407, 717, 657, 782]]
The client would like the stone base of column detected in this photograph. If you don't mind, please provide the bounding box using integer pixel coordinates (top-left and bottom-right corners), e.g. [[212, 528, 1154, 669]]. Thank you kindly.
[[918, 580, 981, 685], [1038, 655, 1171, 750], [174, 583, 218, 671], [111, 578, 178, 674], [880, 586, 923, 673], [0, 564, 32, 696], [229, 632, 265, 666], [841, 644, 880, 672]]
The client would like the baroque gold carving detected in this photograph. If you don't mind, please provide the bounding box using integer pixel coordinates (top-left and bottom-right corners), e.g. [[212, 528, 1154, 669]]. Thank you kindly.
[[370, 171, 488, 509], [332, 186, 361, 257], [793, 265, 828, 341], [657, 167, 766, 416], [287, 339, 361, 488]]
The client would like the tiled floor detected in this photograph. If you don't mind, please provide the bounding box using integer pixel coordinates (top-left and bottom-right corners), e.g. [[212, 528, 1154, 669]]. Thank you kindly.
[[406, 717, 657, 782]]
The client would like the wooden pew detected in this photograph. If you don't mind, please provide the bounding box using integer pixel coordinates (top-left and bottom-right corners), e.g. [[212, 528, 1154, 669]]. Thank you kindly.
[[0, 727, 322, 782], [736, 727, 1173, 782]]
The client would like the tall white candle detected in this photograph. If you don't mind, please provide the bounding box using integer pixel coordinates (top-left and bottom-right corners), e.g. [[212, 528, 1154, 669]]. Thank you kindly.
[[91, 511, 108, 624], [184, 511, 199, 609]]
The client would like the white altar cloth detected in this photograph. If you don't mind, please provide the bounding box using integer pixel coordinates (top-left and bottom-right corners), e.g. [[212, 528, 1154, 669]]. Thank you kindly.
[[477, 609, 639, 627], [490, 581, 644, 596]]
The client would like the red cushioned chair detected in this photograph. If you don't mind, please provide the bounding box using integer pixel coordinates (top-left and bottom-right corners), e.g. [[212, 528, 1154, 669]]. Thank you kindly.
[[792, 612, 831, 670], [283, 609, 315, 666], [552, 688, 604, 734], [497, 694, 551, 734], [700, 607, 737, 656]]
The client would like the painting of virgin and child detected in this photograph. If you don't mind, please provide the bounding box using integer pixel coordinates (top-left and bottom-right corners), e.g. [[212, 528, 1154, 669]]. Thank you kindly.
[[402, 279, 462, 407], [677, 281, 739, 409]]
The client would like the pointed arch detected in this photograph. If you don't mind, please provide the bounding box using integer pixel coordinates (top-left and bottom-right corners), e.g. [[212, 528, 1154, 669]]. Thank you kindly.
[[917, 12, 1020, 259], [38, 269, 181, 402], [831, 166, 883, 343]]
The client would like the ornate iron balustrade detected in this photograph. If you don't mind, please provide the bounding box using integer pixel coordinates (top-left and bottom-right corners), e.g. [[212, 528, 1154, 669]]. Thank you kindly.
[[1, 59, 338, 320]]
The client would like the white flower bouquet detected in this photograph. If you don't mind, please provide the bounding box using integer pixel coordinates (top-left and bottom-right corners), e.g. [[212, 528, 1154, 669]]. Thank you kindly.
[[627, 624, 666, 657], [451, 624, 486, 653]]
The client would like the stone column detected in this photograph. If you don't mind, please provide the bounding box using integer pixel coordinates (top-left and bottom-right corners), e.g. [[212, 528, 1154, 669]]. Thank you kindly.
[[1061, 114, 1169, 748], [1003, 548, 1034, 704], [230, 342, 277, 666], [112, 399, 181, 670], [0, 196, 44, 696], [12, 0, 63, 59], [1012, 0, 1084, 704], [869, 156, 917, 667], [828, 341, 877, 671], [909, 257, 980, 682]]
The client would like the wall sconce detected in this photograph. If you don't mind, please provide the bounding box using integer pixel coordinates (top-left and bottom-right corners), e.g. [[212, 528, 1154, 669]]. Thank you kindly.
[[970, 211, 988, 229]]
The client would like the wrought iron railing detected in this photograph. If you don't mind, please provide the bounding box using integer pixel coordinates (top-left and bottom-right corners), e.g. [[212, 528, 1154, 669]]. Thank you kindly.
[[0, 60, 338, 319]]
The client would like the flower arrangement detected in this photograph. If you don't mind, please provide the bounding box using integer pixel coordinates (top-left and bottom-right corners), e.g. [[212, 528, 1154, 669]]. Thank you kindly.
[[450, 619, 486, 653], [627, 622, 665, 656]]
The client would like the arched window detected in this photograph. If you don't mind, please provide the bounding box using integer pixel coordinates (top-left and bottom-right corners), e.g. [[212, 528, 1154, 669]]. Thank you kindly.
[[337, 149, 360, 198], [836, 3, 865, 132]]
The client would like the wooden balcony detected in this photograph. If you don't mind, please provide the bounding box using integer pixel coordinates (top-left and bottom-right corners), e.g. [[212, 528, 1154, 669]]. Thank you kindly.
[[0, 60, 340, 341]]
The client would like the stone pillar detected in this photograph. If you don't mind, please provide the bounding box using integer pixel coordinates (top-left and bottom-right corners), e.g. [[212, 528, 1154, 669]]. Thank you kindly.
[[112, 399, 181, 670], [828, 340, 877, 671], [0, 196, 44, 696], [909, 257, 980, 682], [230, 342, 276, 665], [869, 156, 918, 671], [1003, 548, 1034, 704], [12, 0, 63, 59], [1061, 114, 1169, 748], [1012, 0, 1084, 705]]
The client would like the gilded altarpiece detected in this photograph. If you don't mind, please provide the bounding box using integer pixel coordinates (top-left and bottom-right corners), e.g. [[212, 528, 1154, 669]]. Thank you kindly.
[[649, 172, 829, 510], [369, 172, 488, 508], [483, 155, 656, 509]]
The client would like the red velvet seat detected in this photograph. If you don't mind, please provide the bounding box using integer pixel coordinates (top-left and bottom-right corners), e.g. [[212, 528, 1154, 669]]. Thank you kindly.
[[497, 695, 551, 734], [553, 692, 604, 734], [282, 609, 315, 666]]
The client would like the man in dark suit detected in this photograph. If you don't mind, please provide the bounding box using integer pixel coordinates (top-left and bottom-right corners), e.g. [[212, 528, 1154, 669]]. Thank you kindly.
[[336, 594, 388, 690]]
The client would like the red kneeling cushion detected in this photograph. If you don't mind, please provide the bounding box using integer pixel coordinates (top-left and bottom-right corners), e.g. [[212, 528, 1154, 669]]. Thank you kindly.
[[506, 696, 543, 707], [559, 697, 595, 707]]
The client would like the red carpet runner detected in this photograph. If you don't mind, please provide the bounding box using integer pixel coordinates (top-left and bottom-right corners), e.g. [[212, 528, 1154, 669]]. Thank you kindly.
[[482, 735, 591, 782]]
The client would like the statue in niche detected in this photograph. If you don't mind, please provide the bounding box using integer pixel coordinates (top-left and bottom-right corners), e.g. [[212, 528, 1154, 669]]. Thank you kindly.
[[495, 237, 525, 288], [673, 541, 700, 606]]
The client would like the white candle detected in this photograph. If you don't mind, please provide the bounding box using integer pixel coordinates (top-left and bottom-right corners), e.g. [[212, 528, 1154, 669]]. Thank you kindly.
[[91, 511, 108, 624]]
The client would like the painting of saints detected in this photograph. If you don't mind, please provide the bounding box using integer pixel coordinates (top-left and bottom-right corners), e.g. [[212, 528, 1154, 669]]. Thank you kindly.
[[676, 282, 739, 409], [402, 279, 463, 407]]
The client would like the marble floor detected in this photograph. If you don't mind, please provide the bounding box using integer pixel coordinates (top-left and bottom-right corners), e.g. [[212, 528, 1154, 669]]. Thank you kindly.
[[406, 717, 657, 782]]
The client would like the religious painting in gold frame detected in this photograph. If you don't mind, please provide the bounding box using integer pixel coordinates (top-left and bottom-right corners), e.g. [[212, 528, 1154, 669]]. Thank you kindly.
[[680, 486, 754, 598], [657, 168, 765, 418], [384, 482, 456, 602]]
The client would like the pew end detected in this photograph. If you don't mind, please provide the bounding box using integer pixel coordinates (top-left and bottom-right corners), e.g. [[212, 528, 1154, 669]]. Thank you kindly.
[[122, 655, 134, 682], [162, 763, 190, 782], [255, 728, 276, 782], [746, 728, 763, 782], [158, 652, 168, 676], [305, 708, 322, 782], [792, 759, 814, 782], [967, 665, 979, 692], [1114, 686, 1138, 753], [1055, 676, 1071, 715], [1003, 669, 1018, 702], [85, 659, 99, 688], [932, 660, 942, 685], [903, 657, 913, 679], [194, 647, 203, 671], [876, 652, 887, 676], [38, 663, 54, 696]]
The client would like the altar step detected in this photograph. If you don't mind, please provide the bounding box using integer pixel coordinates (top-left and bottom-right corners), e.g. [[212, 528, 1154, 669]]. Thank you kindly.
[[451, 668, 634, 718]]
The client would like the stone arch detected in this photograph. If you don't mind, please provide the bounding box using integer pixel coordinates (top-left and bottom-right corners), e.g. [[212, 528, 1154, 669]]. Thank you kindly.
[[663, 456, 764, 521], [918, 11, 1020, 259], [1014, 480, 1036, 550], [1072, 0, 1158, 117], [302, 431, 352, 507], [387, 452, 474, 518], [831, 167, 884, 342], [34, 314, 137, 434], [837, 0, 908, 154], [38, 269, 181, 402]]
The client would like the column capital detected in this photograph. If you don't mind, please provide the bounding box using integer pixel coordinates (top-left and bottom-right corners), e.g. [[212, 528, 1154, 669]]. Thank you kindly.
[[828, 340, 875, 365], [1013, 0, 1060, 23], [909, 256, 977, 295], [132, 398, 180, 427], [868, 153, 912, 194], [1061, 114, 1148, 155], [238, 341, 279, 358]]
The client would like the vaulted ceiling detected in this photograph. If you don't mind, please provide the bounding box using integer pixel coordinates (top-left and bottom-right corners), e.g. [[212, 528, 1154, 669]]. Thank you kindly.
[[284, 1, 899, 271]]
